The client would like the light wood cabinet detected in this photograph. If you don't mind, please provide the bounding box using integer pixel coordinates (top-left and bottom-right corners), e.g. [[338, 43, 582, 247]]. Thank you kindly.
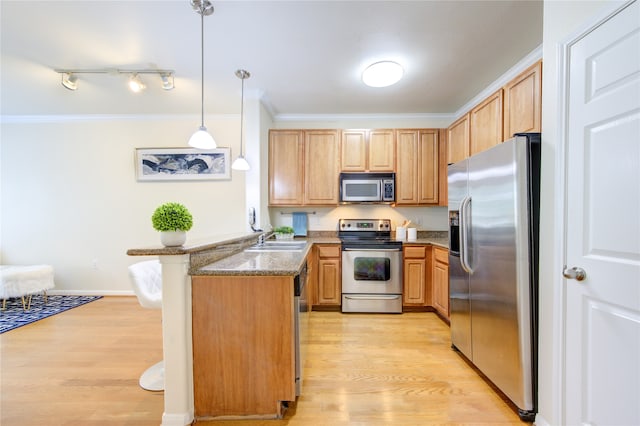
[[470, 89, 503, 156], [432, 247, 449, 319], [403, 245, 431, 307], [340, 129, 395, 172], [503, 60, 542, 139], [395, 129, 439, 205], [268, 130, 304, 205], [192, 275, 296, 418], [304, 130, 340, 205], [315, 244, 341, 307], [269, 129, 339, 206], [447, 113, 470, 165]]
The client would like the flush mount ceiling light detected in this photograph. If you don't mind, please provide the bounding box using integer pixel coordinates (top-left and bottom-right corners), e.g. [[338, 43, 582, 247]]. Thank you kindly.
[[362, 61, 404, 88], [188, 0, 216, 150], [232, 69, 251, 171], [53, 68, 175, 91]]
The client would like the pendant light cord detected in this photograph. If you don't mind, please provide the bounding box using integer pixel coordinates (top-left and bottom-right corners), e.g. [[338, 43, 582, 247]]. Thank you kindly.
[[239, 76, 244, 156], [199, 10, 205, 128]]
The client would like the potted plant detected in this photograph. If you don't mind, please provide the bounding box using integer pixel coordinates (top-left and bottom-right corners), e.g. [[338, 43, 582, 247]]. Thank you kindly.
[[273, 226, 295, 240], [151, 202, 193, 247]]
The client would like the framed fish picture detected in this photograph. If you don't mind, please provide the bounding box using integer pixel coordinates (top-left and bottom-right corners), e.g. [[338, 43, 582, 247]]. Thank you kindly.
[[135, 147, 231, 181]]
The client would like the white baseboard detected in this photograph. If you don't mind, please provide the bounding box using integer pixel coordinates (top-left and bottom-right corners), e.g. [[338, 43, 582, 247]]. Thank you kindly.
[[534, 414, 551, 426], [47, 290, 135, 296]]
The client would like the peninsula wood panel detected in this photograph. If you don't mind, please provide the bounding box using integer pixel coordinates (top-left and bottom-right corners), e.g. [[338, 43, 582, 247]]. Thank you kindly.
[[470, 89, 503, 156], [304, 130, 339, 205], [191, 275, 296, 418], [448, 113, 470, 164], [503, 60, 542, 139], [269, 130, 304, 205]]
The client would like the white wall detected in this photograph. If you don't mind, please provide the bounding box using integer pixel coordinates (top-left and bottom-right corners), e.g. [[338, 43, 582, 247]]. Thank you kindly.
[[1, 115, 245, 294], [537, 1, 624, 425]]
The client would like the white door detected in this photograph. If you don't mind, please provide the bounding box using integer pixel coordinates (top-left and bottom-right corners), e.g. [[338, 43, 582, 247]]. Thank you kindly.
[[564, 1, 640, 425]]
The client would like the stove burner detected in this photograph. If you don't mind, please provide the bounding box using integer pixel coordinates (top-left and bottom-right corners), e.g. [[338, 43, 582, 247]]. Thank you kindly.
[[338, 218, 401, 250]]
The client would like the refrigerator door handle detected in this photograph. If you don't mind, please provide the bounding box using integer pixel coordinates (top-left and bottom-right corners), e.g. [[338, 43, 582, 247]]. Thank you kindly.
[[460, 195, 474, 274]]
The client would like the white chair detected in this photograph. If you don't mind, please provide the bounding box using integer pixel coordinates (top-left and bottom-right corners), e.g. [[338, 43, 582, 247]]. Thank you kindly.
[[128, 259, 163, 391]]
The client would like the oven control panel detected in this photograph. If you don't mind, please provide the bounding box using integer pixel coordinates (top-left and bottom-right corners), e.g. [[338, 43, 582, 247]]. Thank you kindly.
[[339, 219, 391, 232]]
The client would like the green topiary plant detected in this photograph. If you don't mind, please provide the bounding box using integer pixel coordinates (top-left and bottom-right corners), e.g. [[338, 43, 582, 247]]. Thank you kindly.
[[273, 226, 294, 234], [151, 202, 193, 232]]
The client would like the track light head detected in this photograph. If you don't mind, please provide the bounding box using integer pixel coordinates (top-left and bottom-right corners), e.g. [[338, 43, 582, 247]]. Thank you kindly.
[[128, 73, 146, 93], [160, 73, 174, 90], [61, 72, 78, 90]]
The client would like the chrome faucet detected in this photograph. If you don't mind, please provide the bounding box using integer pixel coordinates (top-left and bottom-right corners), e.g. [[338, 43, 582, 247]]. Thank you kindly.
[[257, 234, 265, 246]]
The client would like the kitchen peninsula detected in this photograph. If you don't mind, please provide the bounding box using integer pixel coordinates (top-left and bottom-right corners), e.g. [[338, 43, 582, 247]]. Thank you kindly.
[[127, 232, 311, 425]]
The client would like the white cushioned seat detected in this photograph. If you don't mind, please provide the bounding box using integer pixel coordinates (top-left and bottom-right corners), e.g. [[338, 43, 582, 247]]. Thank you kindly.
[[128, 259, 163, 391], [1, 265, 55, 310]]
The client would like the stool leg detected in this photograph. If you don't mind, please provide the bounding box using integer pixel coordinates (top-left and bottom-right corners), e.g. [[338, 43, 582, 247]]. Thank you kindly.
[[2, 299, 6, 310], [43, 290, 48, 304]]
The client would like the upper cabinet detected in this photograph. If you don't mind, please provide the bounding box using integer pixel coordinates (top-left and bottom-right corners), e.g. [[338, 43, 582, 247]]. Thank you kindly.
[[450, 60, 543, 162], [269, 130, 304, 206], [269, 129, 339, 206], [503, 60, 542, 139], [304, 130, 340, 205], [447, 113, 470, 165], [470, 89, 504, 156], [395, 129, 439, 205], [340, 129, 395, 172]]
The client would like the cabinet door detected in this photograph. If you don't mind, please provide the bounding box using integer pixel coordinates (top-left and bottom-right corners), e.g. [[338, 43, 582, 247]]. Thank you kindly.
[[470, 89, 503, 156], [368, 129, 395, 171], [404, 258, 426, 305], [340, 130, 367, 172], [269, 130, 304, 205], [317, 258, 341, 305], [503, 60, 542, 139], [304, 130, 340, 205], [432, 248, 450, 318], [395, 129, 420, 204], [448, 113, 470, 164], [418, 130, 439, 204]]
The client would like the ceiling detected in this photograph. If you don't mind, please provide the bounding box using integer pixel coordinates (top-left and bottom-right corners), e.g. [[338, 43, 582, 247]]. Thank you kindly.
[[0, 0, 543, 119]]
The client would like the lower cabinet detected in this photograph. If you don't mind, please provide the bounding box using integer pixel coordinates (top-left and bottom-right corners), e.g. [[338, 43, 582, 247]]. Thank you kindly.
[[315, 244, 341, 308], [432, 246, 450, 319], [402, 245, 430, 307]]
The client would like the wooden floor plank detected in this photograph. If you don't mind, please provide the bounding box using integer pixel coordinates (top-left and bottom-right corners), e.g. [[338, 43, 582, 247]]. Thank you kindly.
[[0, 297, 529, 425]]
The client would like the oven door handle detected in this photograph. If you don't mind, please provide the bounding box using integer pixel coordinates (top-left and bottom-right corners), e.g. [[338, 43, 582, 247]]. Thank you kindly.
[[343, 248, 401, 252], [343, 295, 402, 300]]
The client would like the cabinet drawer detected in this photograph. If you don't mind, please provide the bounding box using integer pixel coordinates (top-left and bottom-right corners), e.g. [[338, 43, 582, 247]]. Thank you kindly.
[[434, 247, 449, 264], [317, 245, 341, 258], [404, 246, 426, 258]]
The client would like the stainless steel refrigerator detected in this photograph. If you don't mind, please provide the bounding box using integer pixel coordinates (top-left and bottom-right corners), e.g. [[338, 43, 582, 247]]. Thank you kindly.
[[448, 133, 540, 422]]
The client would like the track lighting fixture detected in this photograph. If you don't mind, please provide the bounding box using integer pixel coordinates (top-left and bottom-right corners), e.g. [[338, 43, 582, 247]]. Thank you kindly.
[[128, 73, 146, 93], [188, 0, 216, 150], [232, 69, 251, 171], [61, 72, 78, 91], [53, 68, 175, 91]]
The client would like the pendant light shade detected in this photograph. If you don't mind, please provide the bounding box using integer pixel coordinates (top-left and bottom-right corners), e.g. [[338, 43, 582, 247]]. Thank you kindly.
[[232, 69, 251, 171], [189, 0, 216, 149]]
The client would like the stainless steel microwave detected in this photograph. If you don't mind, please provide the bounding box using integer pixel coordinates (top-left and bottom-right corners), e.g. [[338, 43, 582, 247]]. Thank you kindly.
[[339, 172, 395, 203]]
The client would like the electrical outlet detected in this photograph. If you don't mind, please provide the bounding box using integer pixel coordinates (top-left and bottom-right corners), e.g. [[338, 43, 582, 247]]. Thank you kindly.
[[92, 259, 99, 270]]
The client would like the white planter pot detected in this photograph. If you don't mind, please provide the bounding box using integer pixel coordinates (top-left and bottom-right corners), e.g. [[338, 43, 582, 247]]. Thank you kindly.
[[160, 231, 186, 247]]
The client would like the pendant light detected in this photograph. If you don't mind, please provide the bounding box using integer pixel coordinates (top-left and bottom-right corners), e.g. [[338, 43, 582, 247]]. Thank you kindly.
[[188, 0, 216, 149], [232, 69, 251, 171]]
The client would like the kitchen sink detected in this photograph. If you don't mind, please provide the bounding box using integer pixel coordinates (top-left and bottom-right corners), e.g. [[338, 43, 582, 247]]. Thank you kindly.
[[244, 241, 307, 252]]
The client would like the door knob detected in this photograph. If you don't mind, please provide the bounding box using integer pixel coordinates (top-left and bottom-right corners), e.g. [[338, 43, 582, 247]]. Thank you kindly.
[[563, 266, 587, 281]]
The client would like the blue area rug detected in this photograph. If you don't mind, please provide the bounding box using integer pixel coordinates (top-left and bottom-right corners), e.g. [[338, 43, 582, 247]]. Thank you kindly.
[[0, 295, 103, 334]]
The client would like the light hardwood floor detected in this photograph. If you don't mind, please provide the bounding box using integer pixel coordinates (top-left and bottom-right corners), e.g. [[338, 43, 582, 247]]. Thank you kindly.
[[0, 297, 529, 425]]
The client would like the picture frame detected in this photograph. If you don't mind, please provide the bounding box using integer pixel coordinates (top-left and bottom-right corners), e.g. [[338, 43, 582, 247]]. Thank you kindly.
[[135, 147, 231, 181]]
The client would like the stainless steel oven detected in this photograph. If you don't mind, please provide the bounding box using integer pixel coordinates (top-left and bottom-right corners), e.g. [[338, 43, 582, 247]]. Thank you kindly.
[[339, 219, 403, 313]]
